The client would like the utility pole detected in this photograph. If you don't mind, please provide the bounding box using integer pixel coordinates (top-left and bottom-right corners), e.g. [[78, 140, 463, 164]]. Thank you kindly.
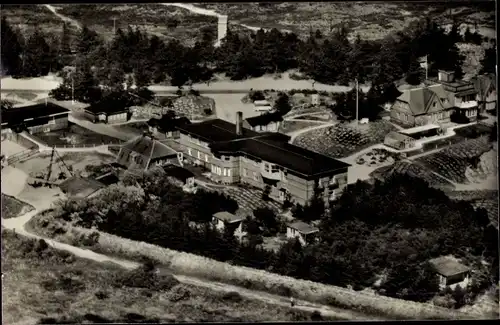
[[355, 77, 359, 125]]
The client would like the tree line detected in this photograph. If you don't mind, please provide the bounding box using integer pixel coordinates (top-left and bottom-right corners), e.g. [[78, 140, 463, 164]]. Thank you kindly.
[[2, 16, 494, 93], [50, 167, 498, 306]]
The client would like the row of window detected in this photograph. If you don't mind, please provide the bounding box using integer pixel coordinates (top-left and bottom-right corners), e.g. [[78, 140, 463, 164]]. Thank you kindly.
[[264, 162, 279, 173], [187, 148, 209, 162], [465, 109, 476, 117], [187, 136, 209, 148], [211, 165, 232, 177], [242, 168, 259, 181]]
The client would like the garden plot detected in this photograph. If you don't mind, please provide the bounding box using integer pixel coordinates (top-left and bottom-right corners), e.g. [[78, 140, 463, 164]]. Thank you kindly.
[[217, 186, 282, 214], [417, 138, 492, 184], [34, 124, 122, 147], [371, 161, 455, 191], [354, 148, 403, 168], [172, 95, 215, 120], [14, 151, 116, 183], [293, 120, 397, 158]]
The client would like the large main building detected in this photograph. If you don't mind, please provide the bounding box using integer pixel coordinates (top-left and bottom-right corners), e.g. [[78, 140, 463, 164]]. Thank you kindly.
[[177, 112, 350, 205]]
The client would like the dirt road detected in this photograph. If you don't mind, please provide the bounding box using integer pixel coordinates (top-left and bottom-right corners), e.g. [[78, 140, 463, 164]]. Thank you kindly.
[[287, 122, 336, 143], [1, 168, 381, 321]]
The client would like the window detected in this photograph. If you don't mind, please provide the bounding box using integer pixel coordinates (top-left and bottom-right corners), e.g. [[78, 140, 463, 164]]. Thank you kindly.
[[264, 163, 270, 173], [243, 169, 248, 177], [197, 151, 202, 159], [433, 102, 436, 108], [224, 156, 231, 161], [48, 118, 56, 125], [271, 165, 279, 173], [253, 171, 258, 181], [226, 168, 231, 177], [188, 148, 192, 156], [205, 154, 209, 162], [405, 114, 408, 122]]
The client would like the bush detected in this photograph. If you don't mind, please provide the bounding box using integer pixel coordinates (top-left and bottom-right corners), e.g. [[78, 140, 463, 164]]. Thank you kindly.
[[115, 266, 179, 291], [249, 90, 265, 102], [189, 89, 200, 96], [311, 310, 323, 321], [167, 284, 191, 302], [221, 291, 243, 302]]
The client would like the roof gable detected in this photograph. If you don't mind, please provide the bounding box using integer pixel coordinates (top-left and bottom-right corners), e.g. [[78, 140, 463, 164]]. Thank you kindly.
[[122, 135, 177, 160]]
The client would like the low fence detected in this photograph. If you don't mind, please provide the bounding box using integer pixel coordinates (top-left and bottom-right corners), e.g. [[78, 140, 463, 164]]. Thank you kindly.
[[7, 148, 39, 165], [50, 141, 123, 149]]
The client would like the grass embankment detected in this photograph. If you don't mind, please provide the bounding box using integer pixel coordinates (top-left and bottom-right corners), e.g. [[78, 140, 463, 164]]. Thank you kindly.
[[2, 228, 325, 324], [26, 214, 484, 321], [1, 193, 34, 219]]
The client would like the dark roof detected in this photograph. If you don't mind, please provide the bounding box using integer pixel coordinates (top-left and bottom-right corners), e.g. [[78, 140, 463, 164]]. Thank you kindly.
[[95, 172, 120, 186], [396, 85, 453, 116], [122, 135, 178, 159], [213, 211, 243, 223], [149, 116, 191, 132], [179, 118, 349, 177], [177, 119, 261, 142], [1, 102, 69, 125], [210, 136, 350, 177], [163, 164, 195, 181], [429, 256, 470, 277], [287, 221, 319, 234], [59, 176, 105, 198], [85, 99, 129, 115], [244, 112, 283, 127]]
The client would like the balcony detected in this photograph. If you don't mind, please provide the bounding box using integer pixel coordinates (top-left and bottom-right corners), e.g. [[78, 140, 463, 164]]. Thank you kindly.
[[261, 169, 282, 181], [456, 101, 478, 109]]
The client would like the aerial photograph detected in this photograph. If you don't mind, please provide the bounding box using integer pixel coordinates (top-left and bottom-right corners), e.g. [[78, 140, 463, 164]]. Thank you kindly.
[[1, 1, 498, 323]]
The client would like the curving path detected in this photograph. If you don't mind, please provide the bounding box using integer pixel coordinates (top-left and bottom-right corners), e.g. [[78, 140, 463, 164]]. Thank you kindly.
[[287, 122, 336, 143], [1, 167, 382, 321], [44, 5, 82, 30]]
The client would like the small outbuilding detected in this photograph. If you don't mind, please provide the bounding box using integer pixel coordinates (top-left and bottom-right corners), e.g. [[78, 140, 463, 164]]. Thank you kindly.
[[163, 164, 195, 187], [212, 211, 244, 236], [286, 221, 319, 246], [428, 256, 471, 290], [84, 99, 129, 124], [384, 131, 416, 150], [116, 134, 180, 171]]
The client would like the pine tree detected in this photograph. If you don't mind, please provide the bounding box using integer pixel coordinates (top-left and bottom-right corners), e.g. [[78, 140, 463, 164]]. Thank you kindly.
[[22, 28, 53, 77], [480, 47, 496, 74], [405, 56, 423, 86], [1, 17, 23, 76]]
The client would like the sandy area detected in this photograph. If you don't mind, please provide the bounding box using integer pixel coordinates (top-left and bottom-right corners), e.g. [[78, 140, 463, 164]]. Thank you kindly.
[[1, 75, 62, 91], [205, 94, 259, 123], [1, 140, 29, 157], [1, 166, 29, 197]]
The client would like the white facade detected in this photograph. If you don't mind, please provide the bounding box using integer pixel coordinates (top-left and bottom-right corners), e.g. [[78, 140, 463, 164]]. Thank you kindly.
[[212, 216, 243, 236], [286, 226, 317, 246]]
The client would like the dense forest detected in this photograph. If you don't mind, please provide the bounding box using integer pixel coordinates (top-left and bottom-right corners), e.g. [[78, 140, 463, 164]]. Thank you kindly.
[[2, 15, 495, 101], [49, 168, 498, 307]]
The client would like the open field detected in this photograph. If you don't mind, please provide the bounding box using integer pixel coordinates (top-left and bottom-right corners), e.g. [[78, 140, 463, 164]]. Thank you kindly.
[[1, 139, 29, 157], [1, 194, 34, 219], [14, 151, 116, 182], [294, 120, 397, 158], [2, 229, 323, 324], [195, 2, 495, 40], [416, 137, 493, 184], [34, 124, 122, 147]]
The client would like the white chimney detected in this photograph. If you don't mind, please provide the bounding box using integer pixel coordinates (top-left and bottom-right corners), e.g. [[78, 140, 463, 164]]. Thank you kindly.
[[236, 111, 243, 135], [215, 15, 228, 47]]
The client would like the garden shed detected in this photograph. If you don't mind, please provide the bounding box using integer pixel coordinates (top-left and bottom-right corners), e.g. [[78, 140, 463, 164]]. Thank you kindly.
[[428, 256, 470, 290], [383, 131, 416, 150]]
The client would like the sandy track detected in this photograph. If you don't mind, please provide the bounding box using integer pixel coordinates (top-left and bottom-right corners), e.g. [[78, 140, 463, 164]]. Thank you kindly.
[[1, 166, 29, 197]]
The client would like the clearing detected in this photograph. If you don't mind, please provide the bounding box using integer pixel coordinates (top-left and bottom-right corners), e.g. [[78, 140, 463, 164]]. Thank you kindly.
[[34, 124, 122, 147], [1, 228, 327, 324], [14, 151, 116, 182]]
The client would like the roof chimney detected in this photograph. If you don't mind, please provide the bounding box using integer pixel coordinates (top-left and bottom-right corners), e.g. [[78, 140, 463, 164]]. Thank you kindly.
[[236, 111, 243, 135]]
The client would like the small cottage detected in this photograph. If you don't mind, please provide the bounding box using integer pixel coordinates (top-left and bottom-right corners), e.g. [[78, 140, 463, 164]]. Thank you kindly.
[[384, 131, 416, 150], [212, 211, 244, 236], [163, 164, 195, 187], [428, 256, 471, 290], [286, 221, 319, 246], [243, 111, 283, 133], [84, 95, 130, 124], [116, 134, 180, 171]]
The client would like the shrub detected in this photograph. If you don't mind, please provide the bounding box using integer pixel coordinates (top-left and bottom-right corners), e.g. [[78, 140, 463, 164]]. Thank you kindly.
[[249, 90, 265, 102], [221, 291, 243, 302], [189, 89, 200, 96], [167, 284, 191, 302], [115, 266, 179, 291], [95, 290, 109, 300], [311, 310, 323, 321]]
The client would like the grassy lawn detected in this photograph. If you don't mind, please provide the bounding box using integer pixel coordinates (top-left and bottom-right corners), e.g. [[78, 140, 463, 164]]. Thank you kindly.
[[34, 124, 122, 147], [1, 193, 34, 219], [1, 228, 328, 323], [279, 120, 323, 133]]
